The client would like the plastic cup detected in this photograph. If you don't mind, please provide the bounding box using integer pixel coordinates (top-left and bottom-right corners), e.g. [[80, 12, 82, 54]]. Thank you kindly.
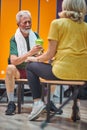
[[35, 38, 44, 46]]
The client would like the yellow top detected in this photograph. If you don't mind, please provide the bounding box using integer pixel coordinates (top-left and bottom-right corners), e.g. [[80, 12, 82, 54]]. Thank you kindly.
[[48, 18, 87, 80]]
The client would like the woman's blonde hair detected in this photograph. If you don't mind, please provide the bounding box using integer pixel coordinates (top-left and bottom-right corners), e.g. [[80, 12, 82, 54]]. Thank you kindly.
[[62, 0, 87, 23]]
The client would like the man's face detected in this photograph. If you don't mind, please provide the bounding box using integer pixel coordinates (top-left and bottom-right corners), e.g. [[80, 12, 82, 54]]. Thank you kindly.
[[18, 15, 32, 34]]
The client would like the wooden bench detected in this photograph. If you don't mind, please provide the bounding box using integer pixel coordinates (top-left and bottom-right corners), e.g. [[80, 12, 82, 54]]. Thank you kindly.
[[39, 79, 86, 129], [14, 78, 86, 123], [0, 78, 86, 123], [0, 78, 63, 111]]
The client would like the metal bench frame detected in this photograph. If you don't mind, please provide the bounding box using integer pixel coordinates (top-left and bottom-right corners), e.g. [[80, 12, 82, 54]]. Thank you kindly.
[[40, 79, 86, 123]]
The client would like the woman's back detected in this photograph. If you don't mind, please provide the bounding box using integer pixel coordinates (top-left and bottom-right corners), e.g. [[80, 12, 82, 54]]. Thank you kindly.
[[50, 18, 87, 80]]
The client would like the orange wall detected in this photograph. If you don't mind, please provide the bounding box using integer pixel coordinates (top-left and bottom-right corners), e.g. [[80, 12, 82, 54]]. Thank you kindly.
[[0, 0, 56, 78], [40, 0, 56, 49], [1, 0, 19, 78], [22, 0, 38, 32]]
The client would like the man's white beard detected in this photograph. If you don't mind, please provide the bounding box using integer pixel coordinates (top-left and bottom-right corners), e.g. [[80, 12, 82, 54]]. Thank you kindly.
[[21, 28, 31, 34]]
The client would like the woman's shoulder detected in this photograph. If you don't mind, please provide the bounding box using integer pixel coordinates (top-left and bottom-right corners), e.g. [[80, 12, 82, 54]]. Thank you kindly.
[[52, 18, 68, 23], [51, 18, 68, 27]]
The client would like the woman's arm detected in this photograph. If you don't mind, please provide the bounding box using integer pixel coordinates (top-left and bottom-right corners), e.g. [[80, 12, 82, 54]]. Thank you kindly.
[[26, 39, 58, 62]]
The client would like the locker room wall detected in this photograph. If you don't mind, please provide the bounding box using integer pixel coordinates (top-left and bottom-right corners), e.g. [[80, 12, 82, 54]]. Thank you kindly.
[[0, 0, 58, 78]]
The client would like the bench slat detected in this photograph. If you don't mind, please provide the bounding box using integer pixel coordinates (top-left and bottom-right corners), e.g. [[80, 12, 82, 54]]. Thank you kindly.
[[40, 78, 85, 86], [0, 78, 85, 85]]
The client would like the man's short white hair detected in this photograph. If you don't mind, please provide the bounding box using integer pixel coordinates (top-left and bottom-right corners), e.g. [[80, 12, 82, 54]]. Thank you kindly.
[[16, 10, 31, 24]]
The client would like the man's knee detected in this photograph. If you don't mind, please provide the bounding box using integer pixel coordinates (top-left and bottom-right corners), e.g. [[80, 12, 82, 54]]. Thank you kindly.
[[6, 64, 17, 75]]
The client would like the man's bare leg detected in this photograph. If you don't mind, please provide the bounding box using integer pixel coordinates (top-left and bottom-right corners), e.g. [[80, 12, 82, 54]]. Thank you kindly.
[[5, 64, 20, 115], [5, 64, 20, 91]]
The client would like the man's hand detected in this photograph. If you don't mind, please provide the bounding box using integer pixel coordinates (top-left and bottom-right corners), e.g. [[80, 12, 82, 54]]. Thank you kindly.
[[29, 45, 43, 56]]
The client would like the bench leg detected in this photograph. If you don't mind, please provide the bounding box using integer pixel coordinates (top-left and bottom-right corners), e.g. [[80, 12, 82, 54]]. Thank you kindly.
[[60, 85, 63, 104], [46, 83, 51, 123], [41, 83, 45, 102], [17, 83, 22, 114], [41, 84, 81, 129], [21, 84, 24, 104], [72, 86, 79, 122], [46, 85, 80, 122]]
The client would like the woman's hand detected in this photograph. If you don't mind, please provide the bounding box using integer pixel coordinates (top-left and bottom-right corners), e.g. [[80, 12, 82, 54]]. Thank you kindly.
[[25, 56, 38, 62]]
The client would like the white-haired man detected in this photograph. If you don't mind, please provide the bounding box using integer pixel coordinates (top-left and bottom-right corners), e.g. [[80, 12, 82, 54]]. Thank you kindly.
[[5, 10, 42, 115]]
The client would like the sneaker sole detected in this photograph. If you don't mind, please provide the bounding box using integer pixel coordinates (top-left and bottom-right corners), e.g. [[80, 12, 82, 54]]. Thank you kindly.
[[28, 105, 46, 121], [5, 111, 16, 115]]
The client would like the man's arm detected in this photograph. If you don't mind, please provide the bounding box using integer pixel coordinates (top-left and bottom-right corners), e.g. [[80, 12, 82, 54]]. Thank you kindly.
[[9, 35, 42, 65], [10, 47, 42, 66]]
